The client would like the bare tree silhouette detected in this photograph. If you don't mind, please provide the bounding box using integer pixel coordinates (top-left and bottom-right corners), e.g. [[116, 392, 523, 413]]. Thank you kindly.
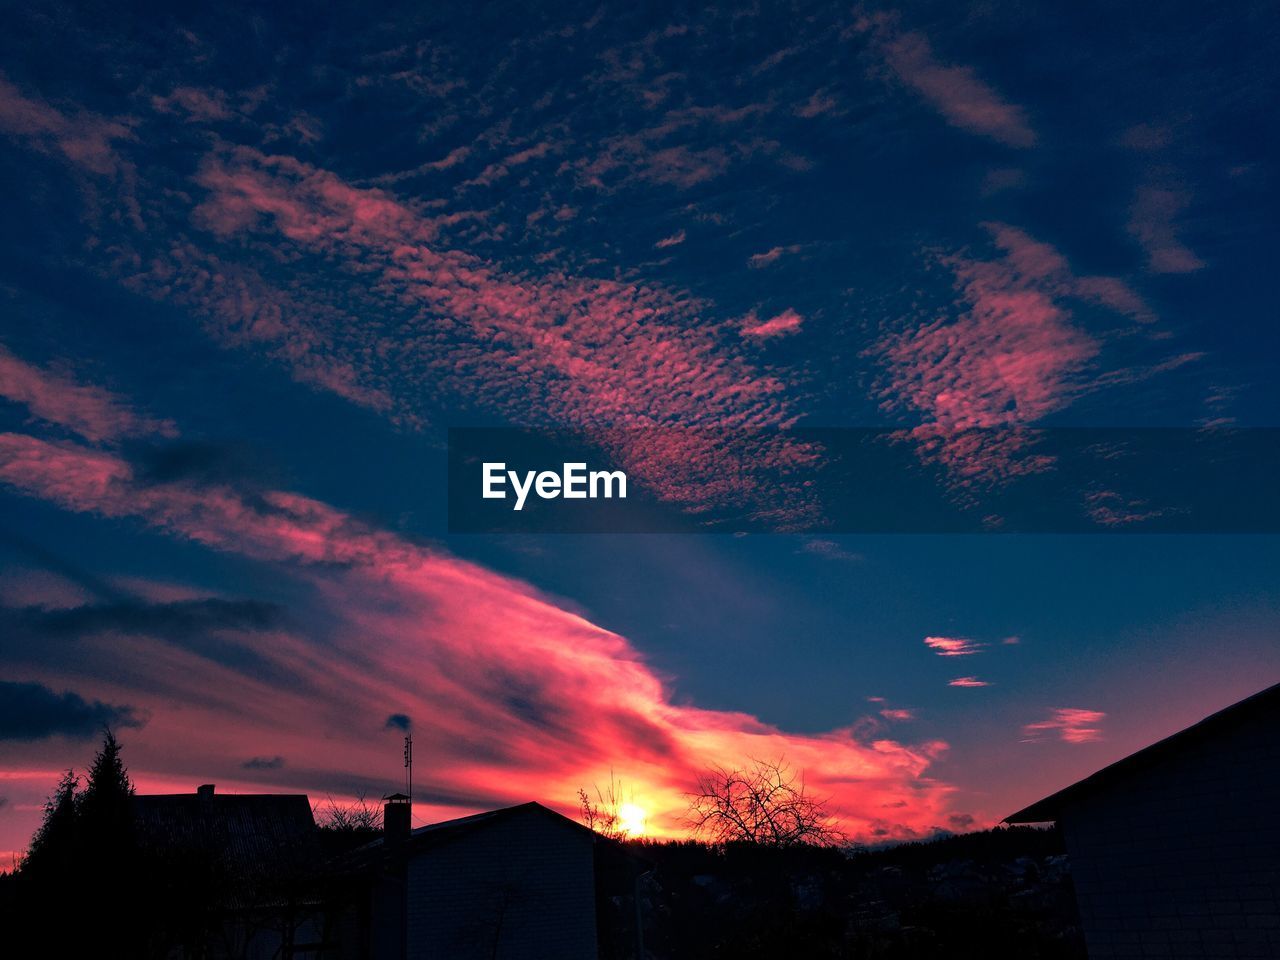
[[686, 757, 847, 848], [577, 771, 631, 840], [315, 792, 382, 833]]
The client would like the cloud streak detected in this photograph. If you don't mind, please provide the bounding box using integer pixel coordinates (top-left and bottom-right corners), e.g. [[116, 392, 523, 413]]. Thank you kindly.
[[924, 636, 986, 657], [859, 18, 1035, 148], [0, 345, 177, 443], [0, 680, 143, 741], [1022, 707, 1105, 744]]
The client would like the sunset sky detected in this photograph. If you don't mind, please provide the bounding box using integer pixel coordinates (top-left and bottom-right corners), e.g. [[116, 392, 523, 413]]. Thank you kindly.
[[1, 1, 1278, 861]]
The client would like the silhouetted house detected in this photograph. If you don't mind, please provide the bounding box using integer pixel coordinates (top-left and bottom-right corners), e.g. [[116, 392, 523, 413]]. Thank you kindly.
[[340, 797, 645, 960], [1006, 682, 1280, 959], [133, 783, 332, 957]]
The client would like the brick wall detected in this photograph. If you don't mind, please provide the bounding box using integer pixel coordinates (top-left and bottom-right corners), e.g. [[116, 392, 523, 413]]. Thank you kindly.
[[1062, 712, 1280, 958], [405, 808, 598, 959]]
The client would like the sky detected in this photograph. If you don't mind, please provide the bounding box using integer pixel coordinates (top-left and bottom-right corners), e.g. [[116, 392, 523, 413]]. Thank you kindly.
[[1, 0, 1278, 860]]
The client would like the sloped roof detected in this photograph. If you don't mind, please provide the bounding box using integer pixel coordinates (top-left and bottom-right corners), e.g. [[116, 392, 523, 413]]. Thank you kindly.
[[132, 790, 316, 869], [363, 800, 594, 855], [1005, 681, 1280, 824], [351, 800, 649, 883]]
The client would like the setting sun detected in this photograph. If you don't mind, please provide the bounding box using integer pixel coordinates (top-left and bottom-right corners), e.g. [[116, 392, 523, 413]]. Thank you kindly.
[[617, 803, 647, 837]]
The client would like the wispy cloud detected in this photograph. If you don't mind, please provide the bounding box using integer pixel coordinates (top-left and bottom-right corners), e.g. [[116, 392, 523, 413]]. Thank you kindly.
[[924, 636, 985, 657], [875, 223, 1169, 484], [948, 676, 991, 687], [1022, 708, 1105, 744], [748, 244, 802, 269], [128, 146, 822, 520], [859, 18, 1035, 148], [654, 229, 686, 248], [798, 538, 863, 562], [0, 74, 133, 177], [1128, 183, 1204, 274], [740, 308, 804, 339], [0, 345, 177, 443]]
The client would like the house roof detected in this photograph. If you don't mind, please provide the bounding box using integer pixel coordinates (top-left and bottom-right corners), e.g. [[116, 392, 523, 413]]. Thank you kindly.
[[1005, 681, 1280, 824], [132, 789, 316, 868], [363, 800, 594, 854], [351, 800, 649, 881]]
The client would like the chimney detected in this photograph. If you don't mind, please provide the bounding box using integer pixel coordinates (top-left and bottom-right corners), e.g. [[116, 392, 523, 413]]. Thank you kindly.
[[197, 783, 215, 817], [384, 793, 411, 846]]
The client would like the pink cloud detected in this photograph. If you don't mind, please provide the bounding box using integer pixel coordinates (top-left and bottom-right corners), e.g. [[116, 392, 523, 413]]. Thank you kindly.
[[0, 568, 93, 610], [1083, 489, 1167, 527], [654, 229, 686, 248], [1128, 184, 1204, 274], [0, 75, 132, 177], [1022, 708, 1105, 744], [874, 223, 1169, 484], [150, 87, 232, 122], [748, 244, 802, 269], [861, 20, 1035, 148], [463, 141, 555, 188], [166, 147, 819, 519], [879, 241, 1099, 437], [879, 708, 915, 721], [741, 308, 804, 339], [573, 101, 780, 191], [0, 431, 958, 842], [948, 676, 991, 688], [0, 345, 177, 443], [924, 636, 985, 657], [794, 91, 838, 119]]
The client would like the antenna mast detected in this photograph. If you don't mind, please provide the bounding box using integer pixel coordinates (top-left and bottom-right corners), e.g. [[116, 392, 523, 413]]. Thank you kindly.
[[403, 734, 413, 800]]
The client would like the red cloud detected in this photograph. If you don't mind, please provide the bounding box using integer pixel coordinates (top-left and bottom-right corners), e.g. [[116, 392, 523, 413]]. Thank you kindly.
[[948, 677, 991, 688], [0, 431, 957, 842], [1022, 708, 1105, 744]]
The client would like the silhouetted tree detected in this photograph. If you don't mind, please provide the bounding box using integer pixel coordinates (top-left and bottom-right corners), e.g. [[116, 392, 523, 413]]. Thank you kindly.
[[79, 728, 133, 825], [577, 771, 632, 840], [20, 770, 79, 880], [686, 757, 847, 848], [10, 732, 140, 953], [78, 727, 135, 868]]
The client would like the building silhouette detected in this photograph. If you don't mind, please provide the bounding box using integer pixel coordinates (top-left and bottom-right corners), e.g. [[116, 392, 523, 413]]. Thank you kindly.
[[1006, 682, 1280, 959], [119, 784, 643, 958], [343, 798, 642, 959]]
